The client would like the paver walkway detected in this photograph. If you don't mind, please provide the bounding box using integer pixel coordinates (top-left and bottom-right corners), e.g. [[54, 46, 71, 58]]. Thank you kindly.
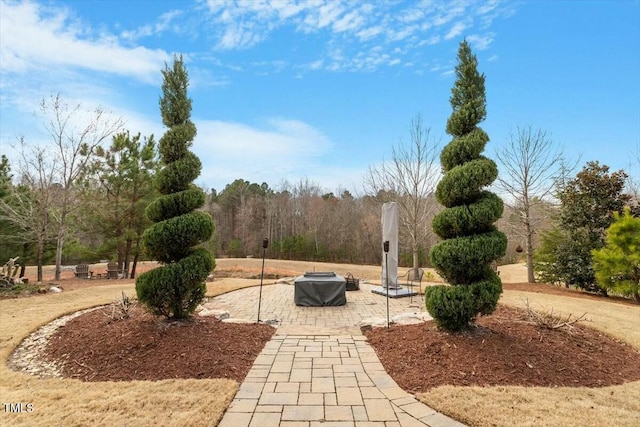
[[216, 283, 466, 427]]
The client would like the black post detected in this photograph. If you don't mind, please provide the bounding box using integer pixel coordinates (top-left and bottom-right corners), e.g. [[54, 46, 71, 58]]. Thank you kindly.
[[410, 268, 414, 305], [383, 240, 390, 329], [257, 238, 268, 324]]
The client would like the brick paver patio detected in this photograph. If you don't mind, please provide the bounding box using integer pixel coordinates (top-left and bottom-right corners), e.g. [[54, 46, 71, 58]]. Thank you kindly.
[[215, 282, 466, 427]]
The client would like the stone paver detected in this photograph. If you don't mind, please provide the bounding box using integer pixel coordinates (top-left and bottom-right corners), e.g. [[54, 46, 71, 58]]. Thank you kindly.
[[204, 283, 428, 327], [216, 283, 465, 427]]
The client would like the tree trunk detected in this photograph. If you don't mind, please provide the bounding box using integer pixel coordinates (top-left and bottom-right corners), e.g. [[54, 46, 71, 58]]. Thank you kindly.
[[54, 209, 68, 281], [19, 243, 29, 278], [524, 202, 536, 283], [54, 233, 63, 280], [412, 250, 420, 279], [526, 249, 535, 283], [36, 238, 44, 283], [124, 237, 133, 279], [526, 231, 535, 283], [130, 252, 139, 279]]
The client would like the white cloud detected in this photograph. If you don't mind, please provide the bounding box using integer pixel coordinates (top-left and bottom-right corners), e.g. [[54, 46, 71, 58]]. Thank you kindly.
[[432, 4, 466, 27], [356, 25, 383, 41], [399, 7, 426, 24], [120, 10, 184, 41], [0, 0, 170, 82], [218, 25, 258, 49], [305, 2, 346, 31], [467, 33, 495, 50], [387, 24, 419, 42], [332, 9, 365, 33], [196, 118, 329, 159], [307, 59, 324, 70], [444, 21, 467, 40], [193, 118, 337, 189], [477, 0, 500, 16], [200, 0, 514, 73], [419, 35, 442, 46]]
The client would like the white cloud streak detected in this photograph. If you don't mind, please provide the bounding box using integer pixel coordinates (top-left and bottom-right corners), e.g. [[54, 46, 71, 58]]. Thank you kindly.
[[120, 10, 184, 42], [444, 21, 468, 40], [193, 118, 344, 191], [0, 0, 518, 193], [0, 0, 170, 82], [202, 0, 514, 73]]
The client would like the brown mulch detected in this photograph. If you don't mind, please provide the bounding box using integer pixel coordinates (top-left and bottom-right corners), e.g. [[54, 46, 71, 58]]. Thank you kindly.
[[43, 305, 275, 382], [36, 280, 640, 389], [365, 305, 640, 393]]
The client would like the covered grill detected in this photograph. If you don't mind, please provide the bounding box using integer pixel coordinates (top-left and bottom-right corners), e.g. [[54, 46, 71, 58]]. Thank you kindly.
[[294, 272, 346, 306]]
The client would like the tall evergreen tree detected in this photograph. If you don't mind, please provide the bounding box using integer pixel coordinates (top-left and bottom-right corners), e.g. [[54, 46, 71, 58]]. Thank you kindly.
[[426, 40, 507, 331], [136, 55, 215, 319], [93, 131, 158, 277], [536, 161, 629, 292]]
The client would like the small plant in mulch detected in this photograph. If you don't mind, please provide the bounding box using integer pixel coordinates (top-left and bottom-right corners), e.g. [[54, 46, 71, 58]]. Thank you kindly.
[[102, 292, 136, 322]]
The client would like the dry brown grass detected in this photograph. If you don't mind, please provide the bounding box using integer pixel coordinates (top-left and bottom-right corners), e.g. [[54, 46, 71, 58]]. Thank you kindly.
[[0, 279, 262, 427], [418, 285, 640, 427], [2, 260, 639, 427], [419, 382, 640, 427]]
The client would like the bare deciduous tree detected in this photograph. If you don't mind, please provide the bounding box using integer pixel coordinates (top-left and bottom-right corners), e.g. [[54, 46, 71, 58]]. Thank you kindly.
[[495, 126, 567, 283], [0, 140, 59, 282], [625, 144, 640, 214], [364, 114, 440, 274], [39, 94, 123, 279]]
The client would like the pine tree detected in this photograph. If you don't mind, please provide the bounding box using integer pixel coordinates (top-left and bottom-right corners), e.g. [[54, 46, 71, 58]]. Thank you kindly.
[[426, 40, 507, 331], [592, 208, 640, 302], [135, 55, 215, 319]]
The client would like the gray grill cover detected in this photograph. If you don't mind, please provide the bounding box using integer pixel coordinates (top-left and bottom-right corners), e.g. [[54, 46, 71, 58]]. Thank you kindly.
[[294, 272, 346, 306]]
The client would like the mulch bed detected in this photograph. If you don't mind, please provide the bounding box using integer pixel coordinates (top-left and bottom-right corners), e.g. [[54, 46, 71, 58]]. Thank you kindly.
[[43, 305, 275, 382], [364, 305, 640, 393], [34, 280, 640, 390]]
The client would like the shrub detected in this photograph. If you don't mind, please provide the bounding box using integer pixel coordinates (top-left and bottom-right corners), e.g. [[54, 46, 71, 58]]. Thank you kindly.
[[427, 40, 506, 331], [135, 56, 215, 320]]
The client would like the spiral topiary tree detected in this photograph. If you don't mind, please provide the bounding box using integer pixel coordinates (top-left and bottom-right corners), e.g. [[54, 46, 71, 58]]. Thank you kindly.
[[426, 40, 507, 331], [136, 55, 215, 320]]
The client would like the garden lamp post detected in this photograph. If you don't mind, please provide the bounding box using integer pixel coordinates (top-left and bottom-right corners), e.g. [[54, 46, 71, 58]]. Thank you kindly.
[[257, 238, 268, 323]]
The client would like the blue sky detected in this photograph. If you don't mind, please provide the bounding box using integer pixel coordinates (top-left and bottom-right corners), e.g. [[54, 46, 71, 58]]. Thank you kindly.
[[1, 0, 639, 194]]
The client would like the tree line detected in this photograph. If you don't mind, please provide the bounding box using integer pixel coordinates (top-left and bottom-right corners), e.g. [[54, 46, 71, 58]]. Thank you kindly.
[[0, 67, 638, 301]]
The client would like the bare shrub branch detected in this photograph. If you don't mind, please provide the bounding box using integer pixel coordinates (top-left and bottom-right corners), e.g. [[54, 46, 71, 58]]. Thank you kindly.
[[520, 298, 590, 331]]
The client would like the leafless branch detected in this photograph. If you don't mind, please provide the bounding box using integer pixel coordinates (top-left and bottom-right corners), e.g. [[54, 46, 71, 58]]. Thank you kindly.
[[363, 114, 441, 269], [521, 298, 590, 331]]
